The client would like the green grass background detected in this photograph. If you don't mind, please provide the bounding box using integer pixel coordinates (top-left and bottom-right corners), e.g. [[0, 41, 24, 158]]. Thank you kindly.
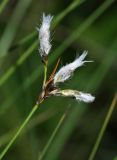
[[0, 0, 117, 160]]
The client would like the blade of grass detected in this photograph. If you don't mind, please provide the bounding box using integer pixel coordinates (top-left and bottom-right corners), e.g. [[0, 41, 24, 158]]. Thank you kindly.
[[38, 108, 69, 160], [44, 103, 87, 160], [88, 93, 117, 160], [0, 0, 32, 58], [0, 0, 9, 15]]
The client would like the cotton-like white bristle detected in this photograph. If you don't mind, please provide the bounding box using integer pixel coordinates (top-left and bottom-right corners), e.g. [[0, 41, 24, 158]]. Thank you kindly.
[[70, 50, 88, 69], [54, 51, 91, 84], [76, 92, 95, 103], [37, 13, 53, 57]]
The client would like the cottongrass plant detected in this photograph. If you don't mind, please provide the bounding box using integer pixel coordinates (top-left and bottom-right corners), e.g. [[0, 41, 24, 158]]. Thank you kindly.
[[36, 14, 95, 104], [0, 13, 95, 159]]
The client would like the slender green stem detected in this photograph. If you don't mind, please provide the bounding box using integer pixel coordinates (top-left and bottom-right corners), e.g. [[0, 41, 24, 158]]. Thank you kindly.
[[88, 93, 117, 160], [43, 64, 47, 88], [0, 99, 44, 160], [38, 111, 67, 160]]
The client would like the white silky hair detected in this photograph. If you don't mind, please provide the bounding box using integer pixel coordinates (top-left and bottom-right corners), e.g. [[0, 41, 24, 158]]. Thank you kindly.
[[37, 13, 53, 57], [54, 51, 92, 84], [75, 92, 95, 103]]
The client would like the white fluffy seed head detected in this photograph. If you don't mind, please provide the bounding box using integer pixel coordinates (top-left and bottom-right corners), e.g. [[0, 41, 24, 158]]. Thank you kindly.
[[37, 13, 53, 57], [54, 51, 92, 84], [75, 91, 95, 103], [50, 89, 95, 103]]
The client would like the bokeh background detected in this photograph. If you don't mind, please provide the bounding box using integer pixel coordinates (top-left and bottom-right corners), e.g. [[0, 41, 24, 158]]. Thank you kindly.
[[0, 0, 117, 160]]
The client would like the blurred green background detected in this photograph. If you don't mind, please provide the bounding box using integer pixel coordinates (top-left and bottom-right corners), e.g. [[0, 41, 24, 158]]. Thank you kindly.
[[0, 0, 117, 160]]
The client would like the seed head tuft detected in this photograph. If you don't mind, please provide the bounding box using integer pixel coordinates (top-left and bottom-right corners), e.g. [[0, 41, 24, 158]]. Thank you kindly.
[[54, 51, 92, 84], [37, 13, 53, 58]]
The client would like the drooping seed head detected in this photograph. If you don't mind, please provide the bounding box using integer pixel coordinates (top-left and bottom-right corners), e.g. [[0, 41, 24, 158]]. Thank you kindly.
[[50, 89, 95, 103]]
